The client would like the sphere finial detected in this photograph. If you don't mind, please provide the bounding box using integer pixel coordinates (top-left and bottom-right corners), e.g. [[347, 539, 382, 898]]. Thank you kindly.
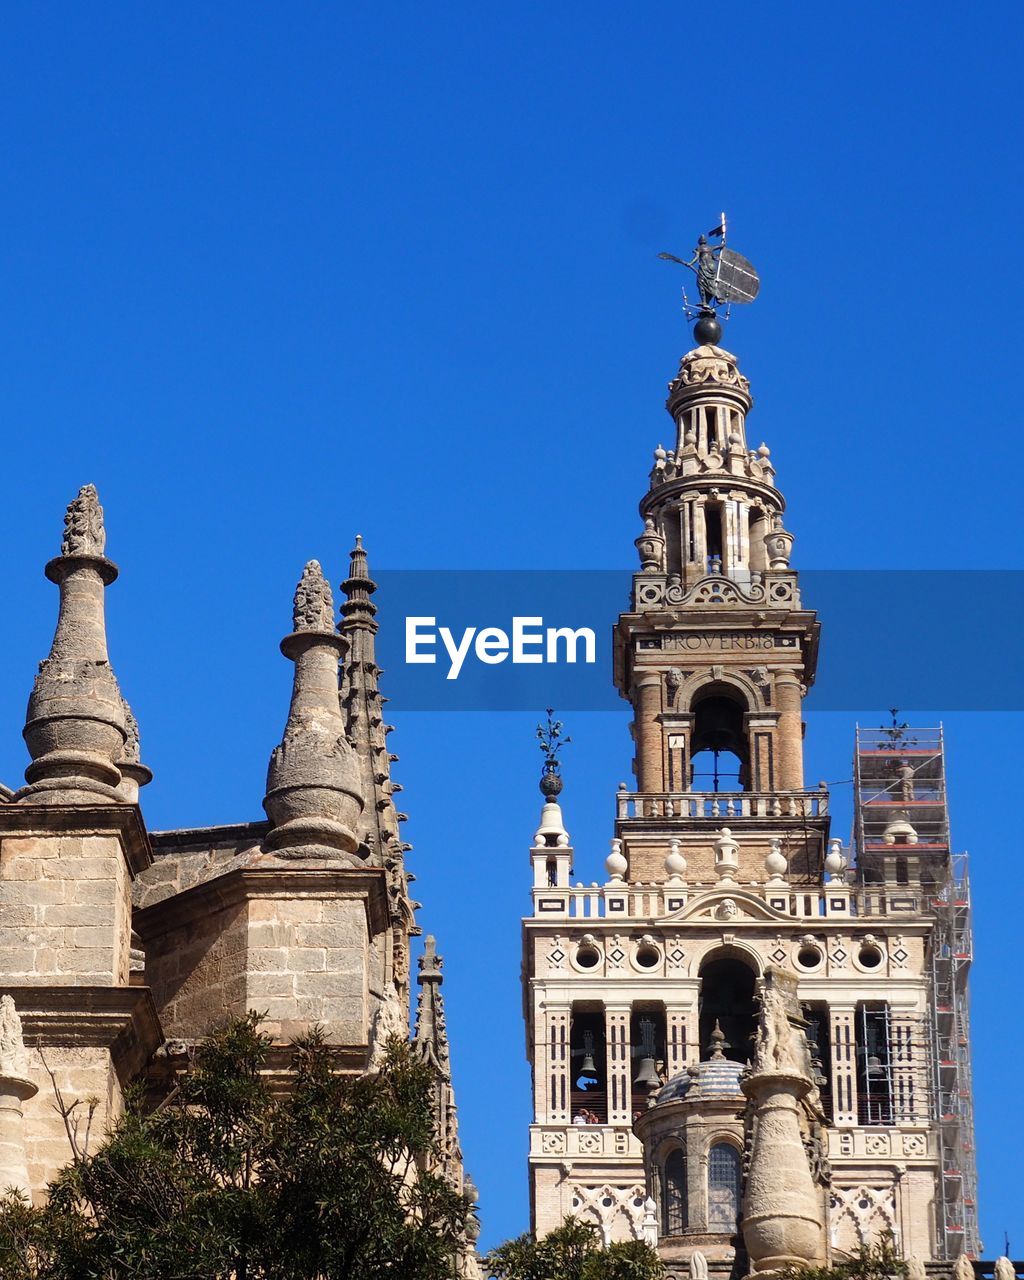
[[693, 310, 722, 345]]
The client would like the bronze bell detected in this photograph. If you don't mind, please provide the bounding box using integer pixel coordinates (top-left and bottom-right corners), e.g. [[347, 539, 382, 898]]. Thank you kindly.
[[634, 1055, 661, 1088]]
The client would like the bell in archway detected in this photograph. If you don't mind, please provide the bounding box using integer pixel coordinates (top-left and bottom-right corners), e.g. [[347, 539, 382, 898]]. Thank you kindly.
[[578, 1029, 598, 1078], [634, 1055, 661, 1088]]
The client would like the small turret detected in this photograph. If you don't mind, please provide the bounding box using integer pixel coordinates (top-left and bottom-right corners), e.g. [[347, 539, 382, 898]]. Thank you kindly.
[[263, 561, 363, 856], [18, 484, 127, 804]]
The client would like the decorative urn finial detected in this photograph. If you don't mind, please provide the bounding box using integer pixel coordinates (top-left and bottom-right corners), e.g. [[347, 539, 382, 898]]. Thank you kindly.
[[18, 484, 128, 804], [263, 561, 364, 857]]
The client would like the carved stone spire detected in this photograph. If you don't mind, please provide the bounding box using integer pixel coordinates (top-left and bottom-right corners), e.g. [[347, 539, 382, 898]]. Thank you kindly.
[[414, 935, 449, 1073], [339, 537, 405, 862], [414, 936, 461, 1171], [263, 561, 363, 856], [18, 484, 128, 804], [339, 537, 417, 987]]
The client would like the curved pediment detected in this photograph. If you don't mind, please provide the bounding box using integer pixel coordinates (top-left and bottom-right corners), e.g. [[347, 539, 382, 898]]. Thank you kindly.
[[666, 887, 792, 923]]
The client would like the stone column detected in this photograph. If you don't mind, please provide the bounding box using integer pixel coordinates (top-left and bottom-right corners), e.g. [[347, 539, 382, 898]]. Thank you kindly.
[[605, 1006, 631, 1126], [634, 674, 664, 793], [0, 997, 38, 1199], [774, 669, 805, 791], [666, 1006, 690, 1077], [829, 1006, 858, 1126], [540, 1005, 570, 1124], [741, 970, 826, 1274]]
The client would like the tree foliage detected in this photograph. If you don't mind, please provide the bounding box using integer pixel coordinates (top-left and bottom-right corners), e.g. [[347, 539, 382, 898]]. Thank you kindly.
[[484, 1217, 663, 1280], [780, 1237, 909, 1280], [0, 1014, 472, 1280]]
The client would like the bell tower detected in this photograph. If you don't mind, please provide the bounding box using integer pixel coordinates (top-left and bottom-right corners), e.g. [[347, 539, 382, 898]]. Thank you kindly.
[[618, 337, 816, 807], [521, 306, 979, 1268]]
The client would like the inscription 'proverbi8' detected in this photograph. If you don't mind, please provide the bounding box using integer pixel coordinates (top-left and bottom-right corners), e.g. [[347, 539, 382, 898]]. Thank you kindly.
[[639, 632, 798, 652]]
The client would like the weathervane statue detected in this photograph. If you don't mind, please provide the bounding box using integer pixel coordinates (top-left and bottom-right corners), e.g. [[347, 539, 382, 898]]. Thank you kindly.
[[659, 212, 760, 346]]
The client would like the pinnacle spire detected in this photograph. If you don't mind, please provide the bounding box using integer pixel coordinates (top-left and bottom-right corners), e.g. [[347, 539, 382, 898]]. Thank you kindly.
[[339, 536, 418, 1025], [338, 539, 416, 871], [263, 560, 363, 857], [18, 484, 128, 804], [414, 935, 450, 1074]]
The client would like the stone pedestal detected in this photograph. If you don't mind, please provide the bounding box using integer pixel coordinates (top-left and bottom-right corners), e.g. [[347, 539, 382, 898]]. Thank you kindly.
[[0, 1073, 38, 1197]]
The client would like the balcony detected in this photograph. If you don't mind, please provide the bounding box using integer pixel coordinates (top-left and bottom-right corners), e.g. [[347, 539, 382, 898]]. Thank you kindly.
[[616, 789, 829, 821]]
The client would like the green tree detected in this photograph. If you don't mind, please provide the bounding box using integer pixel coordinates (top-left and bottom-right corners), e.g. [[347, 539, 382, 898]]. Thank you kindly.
[[485, 1217, 663, 1280], [0, 1013, 472, 1280], [781, 1237, 909, 1280]]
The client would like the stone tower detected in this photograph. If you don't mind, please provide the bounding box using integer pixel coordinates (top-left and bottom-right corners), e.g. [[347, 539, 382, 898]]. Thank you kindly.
[[520, 331, 980, 1269]]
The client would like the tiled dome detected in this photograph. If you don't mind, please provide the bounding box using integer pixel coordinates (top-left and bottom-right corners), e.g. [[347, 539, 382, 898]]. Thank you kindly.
[[656, 1055, 746, 1106]]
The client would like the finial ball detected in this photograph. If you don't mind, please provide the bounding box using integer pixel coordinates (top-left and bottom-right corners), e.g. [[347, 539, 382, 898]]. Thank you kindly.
[[693, 312, 722, 346]]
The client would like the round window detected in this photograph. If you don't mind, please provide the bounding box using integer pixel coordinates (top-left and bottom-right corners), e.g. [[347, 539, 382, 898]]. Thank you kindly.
[[635, 944, 660, 969], [576, 943, 601, 969], [858, 944, 883, 969], [797, 945, 823, 969]]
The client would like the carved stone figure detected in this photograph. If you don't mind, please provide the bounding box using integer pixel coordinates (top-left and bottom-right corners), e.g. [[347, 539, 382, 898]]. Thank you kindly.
[[689, 1250, 708, 1280]]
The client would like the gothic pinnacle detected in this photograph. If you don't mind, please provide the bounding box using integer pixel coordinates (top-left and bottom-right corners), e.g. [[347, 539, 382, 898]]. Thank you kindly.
[[263, 560, 364, 857], [18, 484, 128, 804]]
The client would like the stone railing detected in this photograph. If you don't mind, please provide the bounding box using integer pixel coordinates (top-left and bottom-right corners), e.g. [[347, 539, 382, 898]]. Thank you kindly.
[[616, 789, 829, 821], [533, 881, 925, 922]]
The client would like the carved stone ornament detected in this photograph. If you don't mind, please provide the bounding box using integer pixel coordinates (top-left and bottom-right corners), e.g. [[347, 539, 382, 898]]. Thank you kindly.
[[669, 345, 751, 394], [0, 995, 30, 1080], [293, 560, 335, 633], [61, 483, 105, 557]]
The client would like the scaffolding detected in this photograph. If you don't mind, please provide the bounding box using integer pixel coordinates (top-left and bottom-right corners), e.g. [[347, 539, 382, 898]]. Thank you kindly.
[[853, 725, 980, 1260]]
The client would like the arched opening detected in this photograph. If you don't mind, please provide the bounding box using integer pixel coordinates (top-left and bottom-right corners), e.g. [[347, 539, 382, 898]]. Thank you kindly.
[[661, 1147, 687, 1236], [749, 509, 769, 573], [569, 1006, 607, 1123], [630, 1006, 666, 1117], [856, 1002, 893, 1125], [707, 1141, 742, 1233], [690, 688, 749, 792], [704, 504, 724, 573], [803, 1001, 833, 1122], [699, 955, 757, 1063]]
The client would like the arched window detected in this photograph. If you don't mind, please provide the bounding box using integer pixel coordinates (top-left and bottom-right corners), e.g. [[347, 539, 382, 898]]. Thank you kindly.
[[661, 1148, 686, 1235], [707, 1142, 741, 1232]]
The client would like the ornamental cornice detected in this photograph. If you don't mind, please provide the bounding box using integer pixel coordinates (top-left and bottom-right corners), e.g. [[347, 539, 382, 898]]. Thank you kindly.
[[0, 802, 152, 876], [135, 863, 390, 941]]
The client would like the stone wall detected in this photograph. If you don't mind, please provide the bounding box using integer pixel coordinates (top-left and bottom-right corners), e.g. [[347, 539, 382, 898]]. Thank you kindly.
[[0, 831, 133, 986]]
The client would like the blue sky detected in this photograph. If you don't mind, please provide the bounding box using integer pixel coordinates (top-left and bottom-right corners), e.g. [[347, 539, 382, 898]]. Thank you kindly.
[[0, 1, 1020, 1254]]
